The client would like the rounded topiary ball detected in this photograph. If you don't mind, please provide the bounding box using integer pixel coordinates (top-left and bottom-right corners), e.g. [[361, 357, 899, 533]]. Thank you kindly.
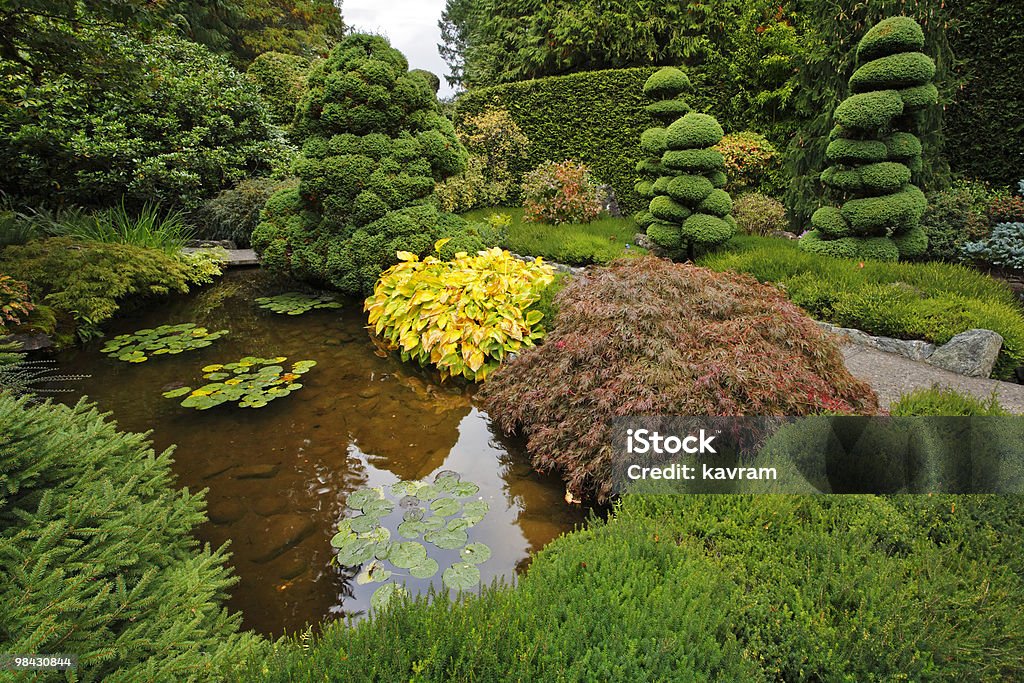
[[666, 113, 725, 150]]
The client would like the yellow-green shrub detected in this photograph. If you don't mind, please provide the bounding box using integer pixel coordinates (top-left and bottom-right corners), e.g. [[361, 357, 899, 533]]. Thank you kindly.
[[365, 244, 554, 381]]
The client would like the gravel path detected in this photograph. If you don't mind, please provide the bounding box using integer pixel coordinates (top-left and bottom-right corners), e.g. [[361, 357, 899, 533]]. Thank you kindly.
[[841, 343, 1024, 414]]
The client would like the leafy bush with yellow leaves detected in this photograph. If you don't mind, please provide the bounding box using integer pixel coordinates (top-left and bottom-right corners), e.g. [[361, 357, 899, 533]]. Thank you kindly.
[[365, 243, 555, 381]]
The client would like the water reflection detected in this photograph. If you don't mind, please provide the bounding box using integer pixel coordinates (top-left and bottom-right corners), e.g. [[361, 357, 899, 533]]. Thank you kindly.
[[56, 270, 586, 636]]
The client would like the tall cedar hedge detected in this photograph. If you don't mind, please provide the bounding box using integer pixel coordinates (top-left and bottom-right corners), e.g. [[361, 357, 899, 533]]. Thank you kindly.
[[0, 395, 263, 680], [945, 0, 1024, 185], [455, 66, 775, 216]]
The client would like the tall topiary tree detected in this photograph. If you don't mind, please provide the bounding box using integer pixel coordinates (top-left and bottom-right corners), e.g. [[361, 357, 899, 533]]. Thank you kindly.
[[643, 71, 736, 261], [799, 16, 937, 261], [253, 34, 483, 295], [633, 67, 691, 231]]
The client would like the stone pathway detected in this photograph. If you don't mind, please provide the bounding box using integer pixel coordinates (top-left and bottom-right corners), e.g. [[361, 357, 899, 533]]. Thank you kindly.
[[841, 343, 1024, 414]]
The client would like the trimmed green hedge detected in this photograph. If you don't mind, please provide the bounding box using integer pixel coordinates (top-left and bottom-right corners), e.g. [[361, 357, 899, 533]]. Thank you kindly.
[[243, 494, 1024, 681], [455, 68, 660, 215], [0, 395, 264, 681], [700, 236, 1024, 379], [945, 0, 1024, 185]]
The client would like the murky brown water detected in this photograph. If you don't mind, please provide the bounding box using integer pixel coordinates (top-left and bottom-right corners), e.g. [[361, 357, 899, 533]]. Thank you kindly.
[[56, 269, 586, 637]]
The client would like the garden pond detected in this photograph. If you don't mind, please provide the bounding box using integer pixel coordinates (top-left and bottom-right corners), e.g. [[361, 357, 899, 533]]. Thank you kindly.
[[55, 269, 587, 636]]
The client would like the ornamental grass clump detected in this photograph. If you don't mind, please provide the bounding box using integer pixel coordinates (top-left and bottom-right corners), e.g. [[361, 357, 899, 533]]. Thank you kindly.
[[365, 243, 555, 381], [481, 256, 879, 502]]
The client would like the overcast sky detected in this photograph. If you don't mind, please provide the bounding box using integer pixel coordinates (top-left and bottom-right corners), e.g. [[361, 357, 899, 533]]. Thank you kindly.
[[343, 0, 456, 98]]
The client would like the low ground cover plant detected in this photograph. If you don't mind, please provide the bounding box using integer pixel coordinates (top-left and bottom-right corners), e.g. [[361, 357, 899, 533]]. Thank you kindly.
[[702, 236, 1024, 379], [243, 494, 1024, 681], [366, 245, 554, 381], [891, 386, 1009, 416], [481, 256, 878, 502]]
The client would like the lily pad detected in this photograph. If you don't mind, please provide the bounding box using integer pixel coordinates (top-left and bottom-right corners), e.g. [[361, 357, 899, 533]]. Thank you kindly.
[[356, 561, 392, 585], [442, 562, 481, 591], [102, 323, 228, 362], [389, 542, 428, 569], [255, 292, 343, 315], [450, 482, 481, 498], [409, 558, 440, 579], [357, 527, 391, 543], [430, 497, 460, 517], [334, 537, 375, 567], [391, 480, 419, 497], [349, 515, 377, 534], [362, 498, 395, 518], [421, 516, 446, 532], [347, 487, 382, 510], [166, 356, 316, 411], [461, 501, 489, 526], [370, 583, 407, 611], [447, 518, 469, 532], [397, 520, 426, 539], [424, 527, 468, 550], [460, 543, 492, 564], [403, 508, 425, 522]]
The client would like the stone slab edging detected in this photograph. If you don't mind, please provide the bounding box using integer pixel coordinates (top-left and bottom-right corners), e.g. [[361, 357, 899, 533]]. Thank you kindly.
[[816, 321, 1005, 379]]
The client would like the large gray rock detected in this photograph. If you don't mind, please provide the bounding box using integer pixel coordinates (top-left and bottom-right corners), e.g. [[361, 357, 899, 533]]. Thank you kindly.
[[815, 321, 936, 362], [925, 329, 1004, 378]]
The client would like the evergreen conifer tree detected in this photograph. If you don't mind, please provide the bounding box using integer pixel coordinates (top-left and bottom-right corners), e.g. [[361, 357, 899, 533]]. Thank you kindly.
[[253, 34, 482, 295], [800, 16, 937, 261]]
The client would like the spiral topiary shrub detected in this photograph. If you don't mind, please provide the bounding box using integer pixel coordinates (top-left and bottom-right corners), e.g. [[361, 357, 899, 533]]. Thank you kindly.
[[252, 34, 482, 295], [800, 16, 938, 262], [633, 68, 691, 231], [646, 108, 737, 261], [480, 256, 879, 502], [639, 70, 736, 261]]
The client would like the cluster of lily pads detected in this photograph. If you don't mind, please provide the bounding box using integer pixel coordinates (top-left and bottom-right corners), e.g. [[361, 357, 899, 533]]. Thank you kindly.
[[255, 292, 342, 315], [101, 323, 228, 363], [331, 472, 491, 611], [162, 356, 316, 409]]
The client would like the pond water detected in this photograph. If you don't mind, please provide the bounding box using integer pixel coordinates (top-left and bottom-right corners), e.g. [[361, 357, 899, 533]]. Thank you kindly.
[[56, 269, 587, 637]]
